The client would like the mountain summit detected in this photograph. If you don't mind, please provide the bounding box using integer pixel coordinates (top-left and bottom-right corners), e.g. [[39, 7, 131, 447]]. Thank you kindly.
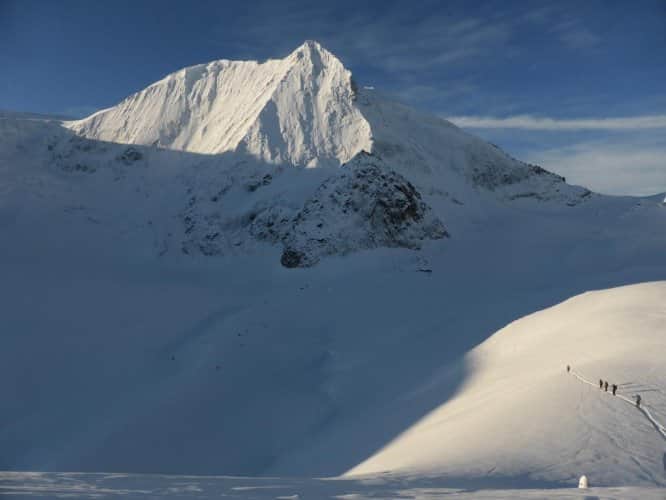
[[68, 41, 589, 197], [69, 40, 372, 167]]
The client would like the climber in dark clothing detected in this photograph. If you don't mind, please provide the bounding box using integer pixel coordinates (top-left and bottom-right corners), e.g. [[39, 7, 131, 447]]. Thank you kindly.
[[604, 381, 609, 392], [599, 379, 603, 389], [567, 365, 570, 373], [636, 395, 642, 407], [612, 384, 617, 395]]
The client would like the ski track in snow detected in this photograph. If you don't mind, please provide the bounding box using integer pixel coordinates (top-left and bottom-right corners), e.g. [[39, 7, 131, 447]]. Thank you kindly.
[[569, 369, 666, 442]]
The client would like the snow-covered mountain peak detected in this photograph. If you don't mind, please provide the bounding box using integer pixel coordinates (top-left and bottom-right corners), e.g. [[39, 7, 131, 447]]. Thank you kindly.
[[287, 39, 336, 62], [47, 42, 603, 264], [66, 41, 588, 204], [67, 41, 371, 166], [285, 40, 351, 79]]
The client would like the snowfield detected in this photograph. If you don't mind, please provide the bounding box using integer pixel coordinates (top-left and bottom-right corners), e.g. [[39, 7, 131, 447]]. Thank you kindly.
[[2, 470, 666, 499], [1, 40, 666, 496]]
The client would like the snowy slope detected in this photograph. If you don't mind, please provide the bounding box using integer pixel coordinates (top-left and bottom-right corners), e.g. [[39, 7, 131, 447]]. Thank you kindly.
[[347, 282, 666, 486], [356, 89, 590, 206], [4, 107, 582, 267], [2, 133, 665, 481]]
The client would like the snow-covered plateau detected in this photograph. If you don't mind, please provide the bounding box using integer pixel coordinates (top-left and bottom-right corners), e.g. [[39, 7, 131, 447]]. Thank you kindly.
[[1, 41, 665, 497]]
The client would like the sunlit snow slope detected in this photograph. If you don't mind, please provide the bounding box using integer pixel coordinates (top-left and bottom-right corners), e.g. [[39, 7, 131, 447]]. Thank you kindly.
[[348, 282, 666, 486]]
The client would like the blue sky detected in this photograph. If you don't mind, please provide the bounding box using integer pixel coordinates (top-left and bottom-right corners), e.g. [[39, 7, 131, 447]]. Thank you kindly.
[[1, 0, 664, 195]]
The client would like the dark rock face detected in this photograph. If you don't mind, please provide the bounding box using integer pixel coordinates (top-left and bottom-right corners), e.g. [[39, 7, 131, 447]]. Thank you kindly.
[[119, 147, 143, 164], [280, 248, 306, 268], [49, 136, 103, 173], [464, 146, 592, 205], [470, 160, 563, 191], [245, 174, 272, 192], [179, 188, 227, 256], [275, 153, 448, 268]]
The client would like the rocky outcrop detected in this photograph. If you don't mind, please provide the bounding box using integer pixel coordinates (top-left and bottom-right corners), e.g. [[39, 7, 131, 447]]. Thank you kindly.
[[276, 153, 448, 267]]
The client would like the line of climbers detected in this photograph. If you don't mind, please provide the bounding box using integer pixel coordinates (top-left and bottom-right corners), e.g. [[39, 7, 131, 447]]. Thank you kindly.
[[566, 364, 641, 407], [598, 378, 619, 397]]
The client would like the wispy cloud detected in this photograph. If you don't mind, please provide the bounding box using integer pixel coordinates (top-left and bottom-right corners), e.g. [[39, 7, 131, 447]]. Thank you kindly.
[[447, 115, 666, 130], [459, 114, 666, 196], [516, 8, 602, 50], [217, 1, 513, 74], [557, 27, 601, 50], [527, 140, 666, 196], [391, 81, 478, 107], [550, 18, 601, 50], [60, 105, 99, 119], [518, 5, 559, 24]]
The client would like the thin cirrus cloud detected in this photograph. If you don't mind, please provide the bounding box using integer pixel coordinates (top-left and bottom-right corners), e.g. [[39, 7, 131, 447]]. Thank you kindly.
[[528, 141, 666, 196], [446, 115, 666, 131], [550, 18, 602, 50], [446, 114, 666, 196], [218, 2, 515, 75]]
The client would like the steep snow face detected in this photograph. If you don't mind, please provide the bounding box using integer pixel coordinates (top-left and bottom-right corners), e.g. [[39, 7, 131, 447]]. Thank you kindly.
[[69, 58, 288, 153], [235, 42, 372, 167], [68, 41, 372, 167]]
